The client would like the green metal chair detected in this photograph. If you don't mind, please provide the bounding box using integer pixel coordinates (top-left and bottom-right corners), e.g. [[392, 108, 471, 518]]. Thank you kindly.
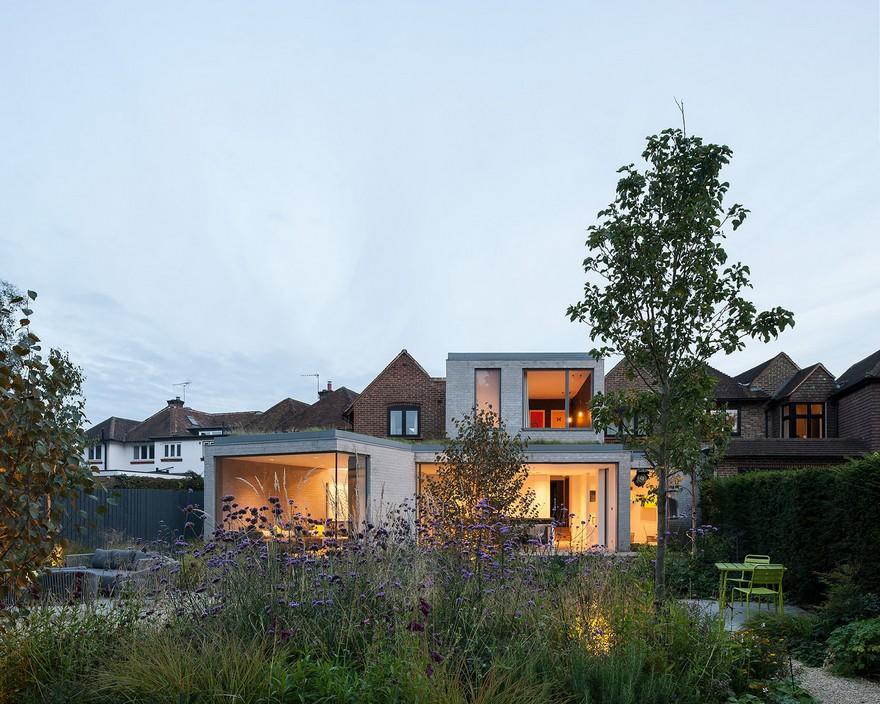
[[732, 564, 785, 616], [726, 555, 771, 602]]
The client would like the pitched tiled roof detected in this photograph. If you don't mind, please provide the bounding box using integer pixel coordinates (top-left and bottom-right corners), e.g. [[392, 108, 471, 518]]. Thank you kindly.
[[734, 352, 798, 386], [771, 363, 833, 400], [86, 416, 140, 442], [124, 403, 261, 441], [835, 348, 880, 396], [707, 365, 768, 401], [725, 438, 869, 458], [291, 387, 359, 430], [246, 397, 311, 433]]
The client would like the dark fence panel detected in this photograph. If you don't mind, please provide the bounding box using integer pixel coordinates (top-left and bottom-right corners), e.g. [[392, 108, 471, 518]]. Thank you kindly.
[[60, 487, 204, 548]]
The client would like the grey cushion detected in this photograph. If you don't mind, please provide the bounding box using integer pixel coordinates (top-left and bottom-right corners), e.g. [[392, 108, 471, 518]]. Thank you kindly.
[[91, 549, 137, 569]]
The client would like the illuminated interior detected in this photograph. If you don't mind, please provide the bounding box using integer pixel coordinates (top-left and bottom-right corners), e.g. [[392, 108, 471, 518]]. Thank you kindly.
[[475, 369, 501, 423], [629, 470, 658, 545], [419, 462, 608, 550], [216, 452, 366, 538], [524, 369, 592, 429]]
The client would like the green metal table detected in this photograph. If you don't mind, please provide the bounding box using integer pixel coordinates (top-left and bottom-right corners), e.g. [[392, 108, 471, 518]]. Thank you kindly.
[[715, 562, 758, 611]]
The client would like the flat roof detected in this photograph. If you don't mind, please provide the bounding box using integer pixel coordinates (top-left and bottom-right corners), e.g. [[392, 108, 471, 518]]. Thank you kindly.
[[211, 429, 630, 456], [447, 352, 596, 362]]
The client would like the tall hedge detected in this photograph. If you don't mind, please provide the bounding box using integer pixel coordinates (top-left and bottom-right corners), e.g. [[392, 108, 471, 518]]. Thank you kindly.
[[702, 454, 880, 604]]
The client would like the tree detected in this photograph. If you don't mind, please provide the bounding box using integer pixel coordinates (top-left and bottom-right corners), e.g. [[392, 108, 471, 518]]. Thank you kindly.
[[567, 127, 794, 604], [0, 287, 94, 588], [422, 408, 536, 534]]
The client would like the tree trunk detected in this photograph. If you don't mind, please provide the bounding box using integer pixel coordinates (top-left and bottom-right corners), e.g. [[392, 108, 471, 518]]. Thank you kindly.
[[654, 464, 667, 606], [690, 470, 700, 558]]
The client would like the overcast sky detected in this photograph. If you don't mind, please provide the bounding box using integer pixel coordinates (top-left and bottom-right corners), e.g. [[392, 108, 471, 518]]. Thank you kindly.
[[2, 2, 878, 426]]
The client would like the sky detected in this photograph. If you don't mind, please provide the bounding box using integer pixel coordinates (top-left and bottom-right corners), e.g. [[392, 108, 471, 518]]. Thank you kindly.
[[1, 2, 878, 425]]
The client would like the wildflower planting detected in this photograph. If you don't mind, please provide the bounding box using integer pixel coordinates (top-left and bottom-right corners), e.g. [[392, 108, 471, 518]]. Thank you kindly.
[[1, 495, 797, 704]]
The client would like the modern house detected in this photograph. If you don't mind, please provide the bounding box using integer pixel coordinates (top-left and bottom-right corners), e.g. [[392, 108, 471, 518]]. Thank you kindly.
[[204, 352, 640, 551]]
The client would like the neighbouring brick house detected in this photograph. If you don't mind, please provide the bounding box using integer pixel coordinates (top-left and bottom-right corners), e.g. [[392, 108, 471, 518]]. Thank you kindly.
[[605, 347, 880, 477], [833, 348, 880, 451], [345, 350, 446, 440]]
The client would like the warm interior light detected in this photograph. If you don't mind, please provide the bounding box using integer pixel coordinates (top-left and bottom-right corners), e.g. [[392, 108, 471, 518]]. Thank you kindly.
[[632, 468, 650, 487]]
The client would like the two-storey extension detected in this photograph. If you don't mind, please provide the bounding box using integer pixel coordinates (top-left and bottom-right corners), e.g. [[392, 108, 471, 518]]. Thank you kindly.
[[204, 352, 639, 551]]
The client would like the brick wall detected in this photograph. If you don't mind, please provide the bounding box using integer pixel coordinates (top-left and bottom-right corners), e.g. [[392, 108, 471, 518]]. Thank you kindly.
[[750, 354, 800, 395], [837, 383, 880, 451], [737, 404, 766, 439], [351, 352, 446, 440]]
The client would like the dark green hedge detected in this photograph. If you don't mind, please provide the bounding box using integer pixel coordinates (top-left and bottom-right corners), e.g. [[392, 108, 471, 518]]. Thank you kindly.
[[702, 454, 880, 604], [94, 473, 204, 491]]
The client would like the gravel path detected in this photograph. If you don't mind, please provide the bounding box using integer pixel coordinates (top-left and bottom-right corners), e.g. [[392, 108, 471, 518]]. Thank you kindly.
[[794, 660, 880, 704]]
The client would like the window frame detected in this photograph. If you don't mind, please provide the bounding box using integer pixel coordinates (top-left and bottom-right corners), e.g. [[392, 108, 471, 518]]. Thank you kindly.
[[522, 368, 594, 431], [726, 408, 741, 437], [387, 405, 420, 438], [132, 444, 155, 460], [474, 368, 502, 425], [88, 444, 103, 461], [163, 442, 182, 458], [782, 402, 825, 438]]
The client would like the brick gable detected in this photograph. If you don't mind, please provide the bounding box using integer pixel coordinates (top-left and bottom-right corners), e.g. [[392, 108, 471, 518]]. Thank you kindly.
[[351, 350, 446, 440], [748, 353, 800, 395]]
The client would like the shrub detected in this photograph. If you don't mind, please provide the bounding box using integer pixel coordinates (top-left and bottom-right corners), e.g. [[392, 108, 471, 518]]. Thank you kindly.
[[825, 617, 880, 678], [703, 454, 880, 604], [744, 613, 825, 667], [0, 498, 805, 703]]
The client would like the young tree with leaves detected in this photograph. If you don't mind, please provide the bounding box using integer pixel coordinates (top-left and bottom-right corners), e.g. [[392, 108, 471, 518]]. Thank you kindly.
[[422, 408, 536, 534], [567, 128, 794, 604], [0, 287, 94, 587]]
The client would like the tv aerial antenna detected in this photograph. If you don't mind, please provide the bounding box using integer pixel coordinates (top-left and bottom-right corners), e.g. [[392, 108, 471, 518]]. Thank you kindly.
[[300, 373, 320, 399], [173, 381, 191, 403]]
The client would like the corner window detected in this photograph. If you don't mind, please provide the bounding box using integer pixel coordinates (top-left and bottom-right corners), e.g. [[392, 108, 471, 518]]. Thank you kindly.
[[163, 443, 182, 458], [87, 444, 102, 461], [475, 369, 501, 425], [782, 403, 824, 438], [523, 369, 592, 430], [133, 444, 155, 460], [389, 406, 420, 437]]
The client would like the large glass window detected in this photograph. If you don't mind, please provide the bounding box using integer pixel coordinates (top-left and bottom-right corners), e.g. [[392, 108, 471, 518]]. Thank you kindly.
[[524, 369, 592, 430], [782, 403, 824, 438], [475, 369, 501, 424], [389, 406, 420, 437]]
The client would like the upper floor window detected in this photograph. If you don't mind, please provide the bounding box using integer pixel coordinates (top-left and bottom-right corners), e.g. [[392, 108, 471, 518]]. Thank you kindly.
[[782, 403, 824, 438], [133, 444, 155, 460], [475, 369, 501, 425], [163, 443, 182, 458], [389, 406, 420, 437], [87, 444, 102, 461], [523, 369, 592, 430]]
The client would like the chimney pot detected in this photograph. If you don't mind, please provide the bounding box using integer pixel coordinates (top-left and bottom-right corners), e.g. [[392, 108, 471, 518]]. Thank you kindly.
[[167, 398, 184, 407], [327, 381, 333, 391]]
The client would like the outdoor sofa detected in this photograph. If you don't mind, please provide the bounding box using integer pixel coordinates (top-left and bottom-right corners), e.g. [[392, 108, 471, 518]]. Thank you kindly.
[[45, 548, 178, 597]]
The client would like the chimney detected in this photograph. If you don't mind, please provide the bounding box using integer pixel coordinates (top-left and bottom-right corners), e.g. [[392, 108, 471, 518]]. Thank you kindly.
[[318, 381, 333, 399], [167, 397, 184, 407]]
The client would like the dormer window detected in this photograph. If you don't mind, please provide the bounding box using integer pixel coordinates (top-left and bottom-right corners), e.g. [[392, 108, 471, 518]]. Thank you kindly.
[[782, 403, 825, 438]]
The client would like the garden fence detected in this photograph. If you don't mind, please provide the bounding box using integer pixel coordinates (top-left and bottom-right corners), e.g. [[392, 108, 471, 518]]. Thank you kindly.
[[60, 486, 204, 549]]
